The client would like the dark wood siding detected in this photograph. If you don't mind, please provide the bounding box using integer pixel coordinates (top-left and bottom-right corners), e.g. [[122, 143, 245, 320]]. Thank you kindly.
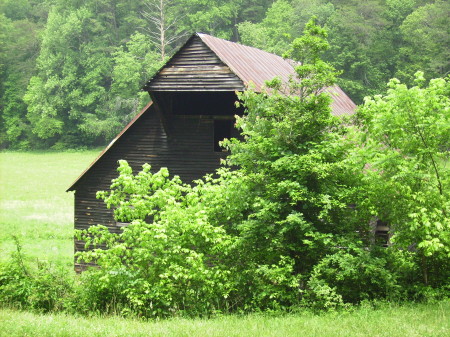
[[145, 36, 244, 92], [73, 105, 234, 271]]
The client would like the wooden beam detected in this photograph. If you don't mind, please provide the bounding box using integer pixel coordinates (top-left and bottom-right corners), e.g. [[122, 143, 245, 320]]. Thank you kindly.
[[177, 114, 235, 120], [149, 92, 173, 138]]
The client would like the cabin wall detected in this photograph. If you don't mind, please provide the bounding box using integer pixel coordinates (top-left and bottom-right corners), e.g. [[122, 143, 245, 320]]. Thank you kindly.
[[73, 105, 237, 271], [74, 189, 116, 271]]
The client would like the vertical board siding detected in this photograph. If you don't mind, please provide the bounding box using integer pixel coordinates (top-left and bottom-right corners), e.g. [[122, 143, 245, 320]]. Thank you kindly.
[[74, 106, 229, 270], [145, 36, 245, 91]]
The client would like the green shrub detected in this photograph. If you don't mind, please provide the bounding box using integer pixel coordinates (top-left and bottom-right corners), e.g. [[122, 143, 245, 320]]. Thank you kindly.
[[0, 239, 73, 312], [242, 256, 302, 311], [306, 249, 401, 306], [0, 251, 32, 309], [75, 164, 236, 317], [68, 267, 131, 316], [303, 277, 345, 311]]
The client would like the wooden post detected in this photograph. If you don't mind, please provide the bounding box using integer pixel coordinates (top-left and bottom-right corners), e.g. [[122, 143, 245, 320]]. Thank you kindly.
[[149, 92, 173, 138]]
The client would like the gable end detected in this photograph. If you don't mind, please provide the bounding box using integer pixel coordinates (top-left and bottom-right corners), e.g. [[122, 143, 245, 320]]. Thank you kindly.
[[144, 36, 245, 92]]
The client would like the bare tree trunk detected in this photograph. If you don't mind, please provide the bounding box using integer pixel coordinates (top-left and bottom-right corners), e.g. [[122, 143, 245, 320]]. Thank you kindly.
[[141, 0, 186, 61]]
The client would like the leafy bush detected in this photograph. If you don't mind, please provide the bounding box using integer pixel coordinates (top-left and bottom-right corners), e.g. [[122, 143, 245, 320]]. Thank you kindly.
[[306, 249, 401, 306], [303, 278, 345, 311], [355, 73, 450, 284], [247, 256, 302, 310], [75, 163, 236, 317], [0, 239, 73, 312]]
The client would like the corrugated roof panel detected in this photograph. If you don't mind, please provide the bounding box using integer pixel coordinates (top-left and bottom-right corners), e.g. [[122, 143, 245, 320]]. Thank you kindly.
[[198, 33, 356, 116], [327, 86, 357, 117], [198, 33, 294, 91]]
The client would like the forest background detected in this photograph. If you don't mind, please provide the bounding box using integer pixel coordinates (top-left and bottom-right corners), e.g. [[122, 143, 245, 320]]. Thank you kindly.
[[0, 0, 449, 150]]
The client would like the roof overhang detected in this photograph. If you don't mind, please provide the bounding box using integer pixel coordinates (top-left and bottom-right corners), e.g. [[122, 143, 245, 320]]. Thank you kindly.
[[66, 101, 153, 192]]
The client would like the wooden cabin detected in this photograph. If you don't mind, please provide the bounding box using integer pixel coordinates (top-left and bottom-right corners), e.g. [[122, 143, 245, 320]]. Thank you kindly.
[[67, 33, 357, 271]]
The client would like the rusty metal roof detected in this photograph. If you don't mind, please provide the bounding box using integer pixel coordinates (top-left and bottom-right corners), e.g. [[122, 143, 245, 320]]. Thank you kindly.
[[327, 85, 357, 117], [197, 33, 356, 116], [198, 33, 295, 92]]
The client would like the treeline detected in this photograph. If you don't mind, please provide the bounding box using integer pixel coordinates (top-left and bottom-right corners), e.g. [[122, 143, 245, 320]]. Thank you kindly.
[[0, 0, 448, 149]]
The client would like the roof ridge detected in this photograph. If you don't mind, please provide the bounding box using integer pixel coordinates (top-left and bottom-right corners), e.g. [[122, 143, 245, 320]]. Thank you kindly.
[[196, 32, 286, 60], [197, 33, 290, 90]]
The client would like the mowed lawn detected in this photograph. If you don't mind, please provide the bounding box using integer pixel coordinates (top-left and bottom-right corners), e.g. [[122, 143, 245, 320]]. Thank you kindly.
[[0, 301, 449, 337], [0, 151, 101, 266]]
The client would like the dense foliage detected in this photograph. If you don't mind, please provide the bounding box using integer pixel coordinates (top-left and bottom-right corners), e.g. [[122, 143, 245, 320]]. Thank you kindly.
[[355, 72, 450, 286], [238, 0, 449, 103], [1, 0, 448, 149]]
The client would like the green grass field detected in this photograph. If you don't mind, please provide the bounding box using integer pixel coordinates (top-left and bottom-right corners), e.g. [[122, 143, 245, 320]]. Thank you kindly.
[[0, 150, 101, 267], [0, 301, 448, 337]]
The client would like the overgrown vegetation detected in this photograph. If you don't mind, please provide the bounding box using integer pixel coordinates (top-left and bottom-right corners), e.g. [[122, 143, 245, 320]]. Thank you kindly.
[[0, 237, 72, 312], [356, 73, 450, 287]]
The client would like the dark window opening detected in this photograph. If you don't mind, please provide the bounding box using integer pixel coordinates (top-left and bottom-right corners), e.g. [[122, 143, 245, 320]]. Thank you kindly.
[[214, 120, 232, 152], [169, 92, 244, 116], [116, 214, 153, 228], [375, 220, 390, 247]]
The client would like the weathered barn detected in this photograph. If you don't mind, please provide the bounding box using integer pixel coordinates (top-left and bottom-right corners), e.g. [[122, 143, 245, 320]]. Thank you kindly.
[[67, 33, 357, 271]]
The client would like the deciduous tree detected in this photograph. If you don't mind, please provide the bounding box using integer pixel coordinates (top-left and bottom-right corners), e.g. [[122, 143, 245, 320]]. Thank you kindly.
[[356, 72, 450, 284]]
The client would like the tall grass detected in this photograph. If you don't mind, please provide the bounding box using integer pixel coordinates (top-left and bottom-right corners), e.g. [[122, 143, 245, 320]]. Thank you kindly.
[[0, 151, 100, 266], [0, 301, 448, 337]]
